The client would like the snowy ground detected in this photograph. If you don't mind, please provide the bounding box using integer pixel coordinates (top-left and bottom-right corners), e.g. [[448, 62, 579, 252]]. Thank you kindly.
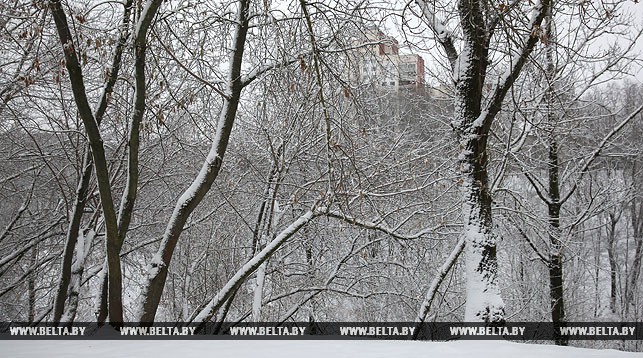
[[1, 340, 642, 358]]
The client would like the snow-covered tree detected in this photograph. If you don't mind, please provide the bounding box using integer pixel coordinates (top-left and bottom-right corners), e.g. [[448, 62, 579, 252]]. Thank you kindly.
[[412, 0, 551, 323]]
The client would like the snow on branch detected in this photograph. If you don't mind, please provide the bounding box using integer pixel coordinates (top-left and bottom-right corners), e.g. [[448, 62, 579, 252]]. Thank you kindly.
[[190, 206, 319, 326], [414, 0, 458, 70], [413, 236, 465, 335], [134, 0, 164, 45], [324, 210, 437, 240]]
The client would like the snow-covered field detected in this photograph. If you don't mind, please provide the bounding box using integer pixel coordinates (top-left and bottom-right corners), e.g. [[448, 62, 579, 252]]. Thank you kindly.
[[2, 340, 641, 358]]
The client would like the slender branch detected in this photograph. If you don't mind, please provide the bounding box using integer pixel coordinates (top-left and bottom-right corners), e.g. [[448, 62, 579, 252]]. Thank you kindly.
[[524, 172, 552, 205], [190, 207, 319, 326], [560, 104, 643, 204], [486, 0, 523, 44], [324, 210, 435, 240], [116, 0, 162, 247], [298, 0, 334, 191], [0, 217, 65, 271], [0, 255, 57, 299], [561, 103, 643, 204], [413, 236, 465, 338], [514, 223, 549, 264], [0, 174, 37, 244], [241, 51, 312, 87], [154, 23, 230, 101], [476, 0, 551, 136]]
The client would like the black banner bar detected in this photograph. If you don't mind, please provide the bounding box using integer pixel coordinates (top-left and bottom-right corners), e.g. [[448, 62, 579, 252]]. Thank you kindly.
[[1, 322, 641, 340]]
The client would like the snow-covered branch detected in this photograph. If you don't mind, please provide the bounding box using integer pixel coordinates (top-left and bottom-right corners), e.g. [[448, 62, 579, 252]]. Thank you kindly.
[[134, 0, 164, 45], [190, 207, 319, 326], [324, 210, 436, 240], [414, 0, 458, 70], [413, 236, 465, 334]]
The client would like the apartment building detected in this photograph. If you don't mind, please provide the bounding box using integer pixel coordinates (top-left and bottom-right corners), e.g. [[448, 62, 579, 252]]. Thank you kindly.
[[351, 27, 426, 94]]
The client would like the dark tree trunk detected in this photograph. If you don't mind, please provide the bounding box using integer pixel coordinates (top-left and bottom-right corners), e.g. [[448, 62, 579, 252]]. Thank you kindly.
[[547, 167, 567, 345], [49, 0, 123, 323], [51, 0, 133, 321], [542, 3, 567, 345], [606, 213, 618, 314], [28, 246, 37, 323]]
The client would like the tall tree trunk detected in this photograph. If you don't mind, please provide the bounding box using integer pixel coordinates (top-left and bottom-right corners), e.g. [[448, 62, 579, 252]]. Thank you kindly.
[[460, 142, 505, 323], [539, 3, 567, 345], [53, 7, 133, 322], [413, 0, 550, 323], [51, 0, 133, 323], [49, 0, 146, 324], [454, 0, 504, 323], [49, 0, 122, 322]]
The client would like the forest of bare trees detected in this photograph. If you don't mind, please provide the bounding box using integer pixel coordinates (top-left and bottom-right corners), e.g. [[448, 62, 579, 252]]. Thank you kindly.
[[1, 0, 642, 350]]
